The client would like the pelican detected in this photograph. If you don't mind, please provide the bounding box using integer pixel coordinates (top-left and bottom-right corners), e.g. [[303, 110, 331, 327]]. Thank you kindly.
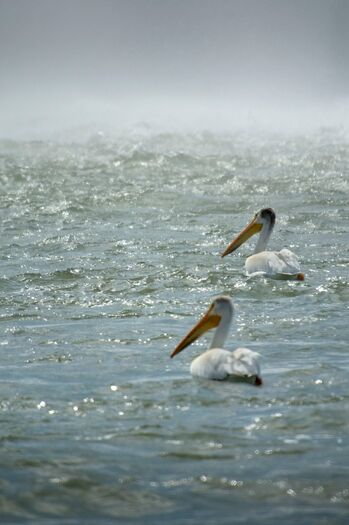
[[221, 208, 304, 280], [170, 296, 262, 385]]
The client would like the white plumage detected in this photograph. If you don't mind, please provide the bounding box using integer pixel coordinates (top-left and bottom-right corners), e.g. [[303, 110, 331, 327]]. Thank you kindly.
[[171, 296, 262, 385], [246, 248, 301, 278], [222, 208, 304, 280], [190, 347, 261, 382]]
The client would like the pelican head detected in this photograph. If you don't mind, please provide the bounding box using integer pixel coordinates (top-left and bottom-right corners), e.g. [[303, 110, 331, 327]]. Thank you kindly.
[[170, 296, 233, 358], [221, 208, 276, 257]]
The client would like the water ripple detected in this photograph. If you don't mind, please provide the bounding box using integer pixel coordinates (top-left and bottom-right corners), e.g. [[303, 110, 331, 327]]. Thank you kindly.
[[0, 130, 348, 523]]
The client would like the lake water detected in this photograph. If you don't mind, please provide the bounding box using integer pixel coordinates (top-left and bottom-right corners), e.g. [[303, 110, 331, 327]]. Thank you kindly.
[[0, 128, 348, 524]]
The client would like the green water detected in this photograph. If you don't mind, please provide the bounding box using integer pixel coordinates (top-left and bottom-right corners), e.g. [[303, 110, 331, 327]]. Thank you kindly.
[[0, 129, 348, 524]]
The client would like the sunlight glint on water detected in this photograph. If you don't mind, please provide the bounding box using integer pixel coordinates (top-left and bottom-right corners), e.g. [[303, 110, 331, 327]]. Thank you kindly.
[[0, 129, 348, 524]]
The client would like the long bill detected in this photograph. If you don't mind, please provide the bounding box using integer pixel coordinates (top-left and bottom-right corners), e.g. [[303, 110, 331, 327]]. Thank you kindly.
[[170, 306, 221, 358], [221, 218, 262, 257]]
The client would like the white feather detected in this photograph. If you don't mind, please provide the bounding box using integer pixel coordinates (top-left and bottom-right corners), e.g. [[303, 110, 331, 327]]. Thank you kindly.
[[190, 347, 261, 381], [222, 209, 303, 280], [246, 248, 301, 278], [172, 296, 263, 385]]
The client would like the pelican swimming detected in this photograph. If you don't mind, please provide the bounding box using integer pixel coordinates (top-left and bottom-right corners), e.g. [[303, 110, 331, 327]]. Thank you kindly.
[[170, 296, 262, 385], [221, 208, 304, 280]]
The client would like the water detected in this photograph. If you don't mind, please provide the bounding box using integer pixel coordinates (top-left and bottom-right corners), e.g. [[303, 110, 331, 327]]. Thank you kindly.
[[0, 128, 348, 524]]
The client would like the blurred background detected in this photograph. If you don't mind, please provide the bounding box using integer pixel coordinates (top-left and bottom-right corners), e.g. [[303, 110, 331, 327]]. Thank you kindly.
[[0, 0, 348, 138]]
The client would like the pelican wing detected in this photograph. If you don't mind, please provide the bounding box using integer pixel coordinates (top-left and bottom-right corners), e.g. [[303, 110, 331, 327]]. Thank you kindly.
[[246, 249, 301, 277], [190, 347, 261, 381], [227, 347, 261, 379], [277, 248, 301, 274]]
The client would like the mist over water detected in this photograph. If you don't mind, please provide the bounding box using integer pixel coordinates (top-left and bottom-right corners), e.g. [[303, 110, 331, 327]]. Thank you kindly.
[[1, 2, 349, 524], [1, 0, 348, 138]]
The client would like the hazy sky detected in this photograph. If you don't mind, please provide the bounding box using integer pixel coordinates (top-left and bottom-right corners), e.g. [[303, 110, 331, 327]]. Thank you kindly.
[[0, 0, 348, 136]]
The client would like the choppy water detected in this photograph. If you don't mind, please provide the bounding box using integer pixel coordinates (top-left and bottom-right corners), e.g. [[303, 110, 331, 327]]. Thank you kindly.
[[0, 129, 348, 524]]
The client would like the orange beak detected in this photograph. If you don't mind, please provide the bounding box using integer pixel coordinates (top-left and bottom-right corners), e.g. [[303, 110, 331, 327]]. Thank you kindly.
[[171, 306, 221, 358], [221, 218, 262, 257]]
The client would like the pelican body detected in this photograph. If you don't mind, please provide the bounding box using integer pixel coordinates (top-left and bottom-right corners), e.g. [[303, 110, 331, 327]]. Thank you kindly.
[[221, 208, 304, 280], [171, 296, 262, 385]]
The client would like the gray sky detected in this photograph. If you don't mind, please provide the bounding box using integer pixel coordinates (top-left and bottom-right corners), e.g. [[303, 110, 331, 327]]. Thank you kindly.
[[0, 0, 348, 136]]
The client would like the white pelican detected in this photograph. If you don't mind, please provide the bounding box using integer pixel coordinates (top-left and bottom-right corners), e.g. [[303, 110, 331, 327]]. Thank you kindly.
[[221, 208, 304, 280], [170, 296, 262, 385]]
